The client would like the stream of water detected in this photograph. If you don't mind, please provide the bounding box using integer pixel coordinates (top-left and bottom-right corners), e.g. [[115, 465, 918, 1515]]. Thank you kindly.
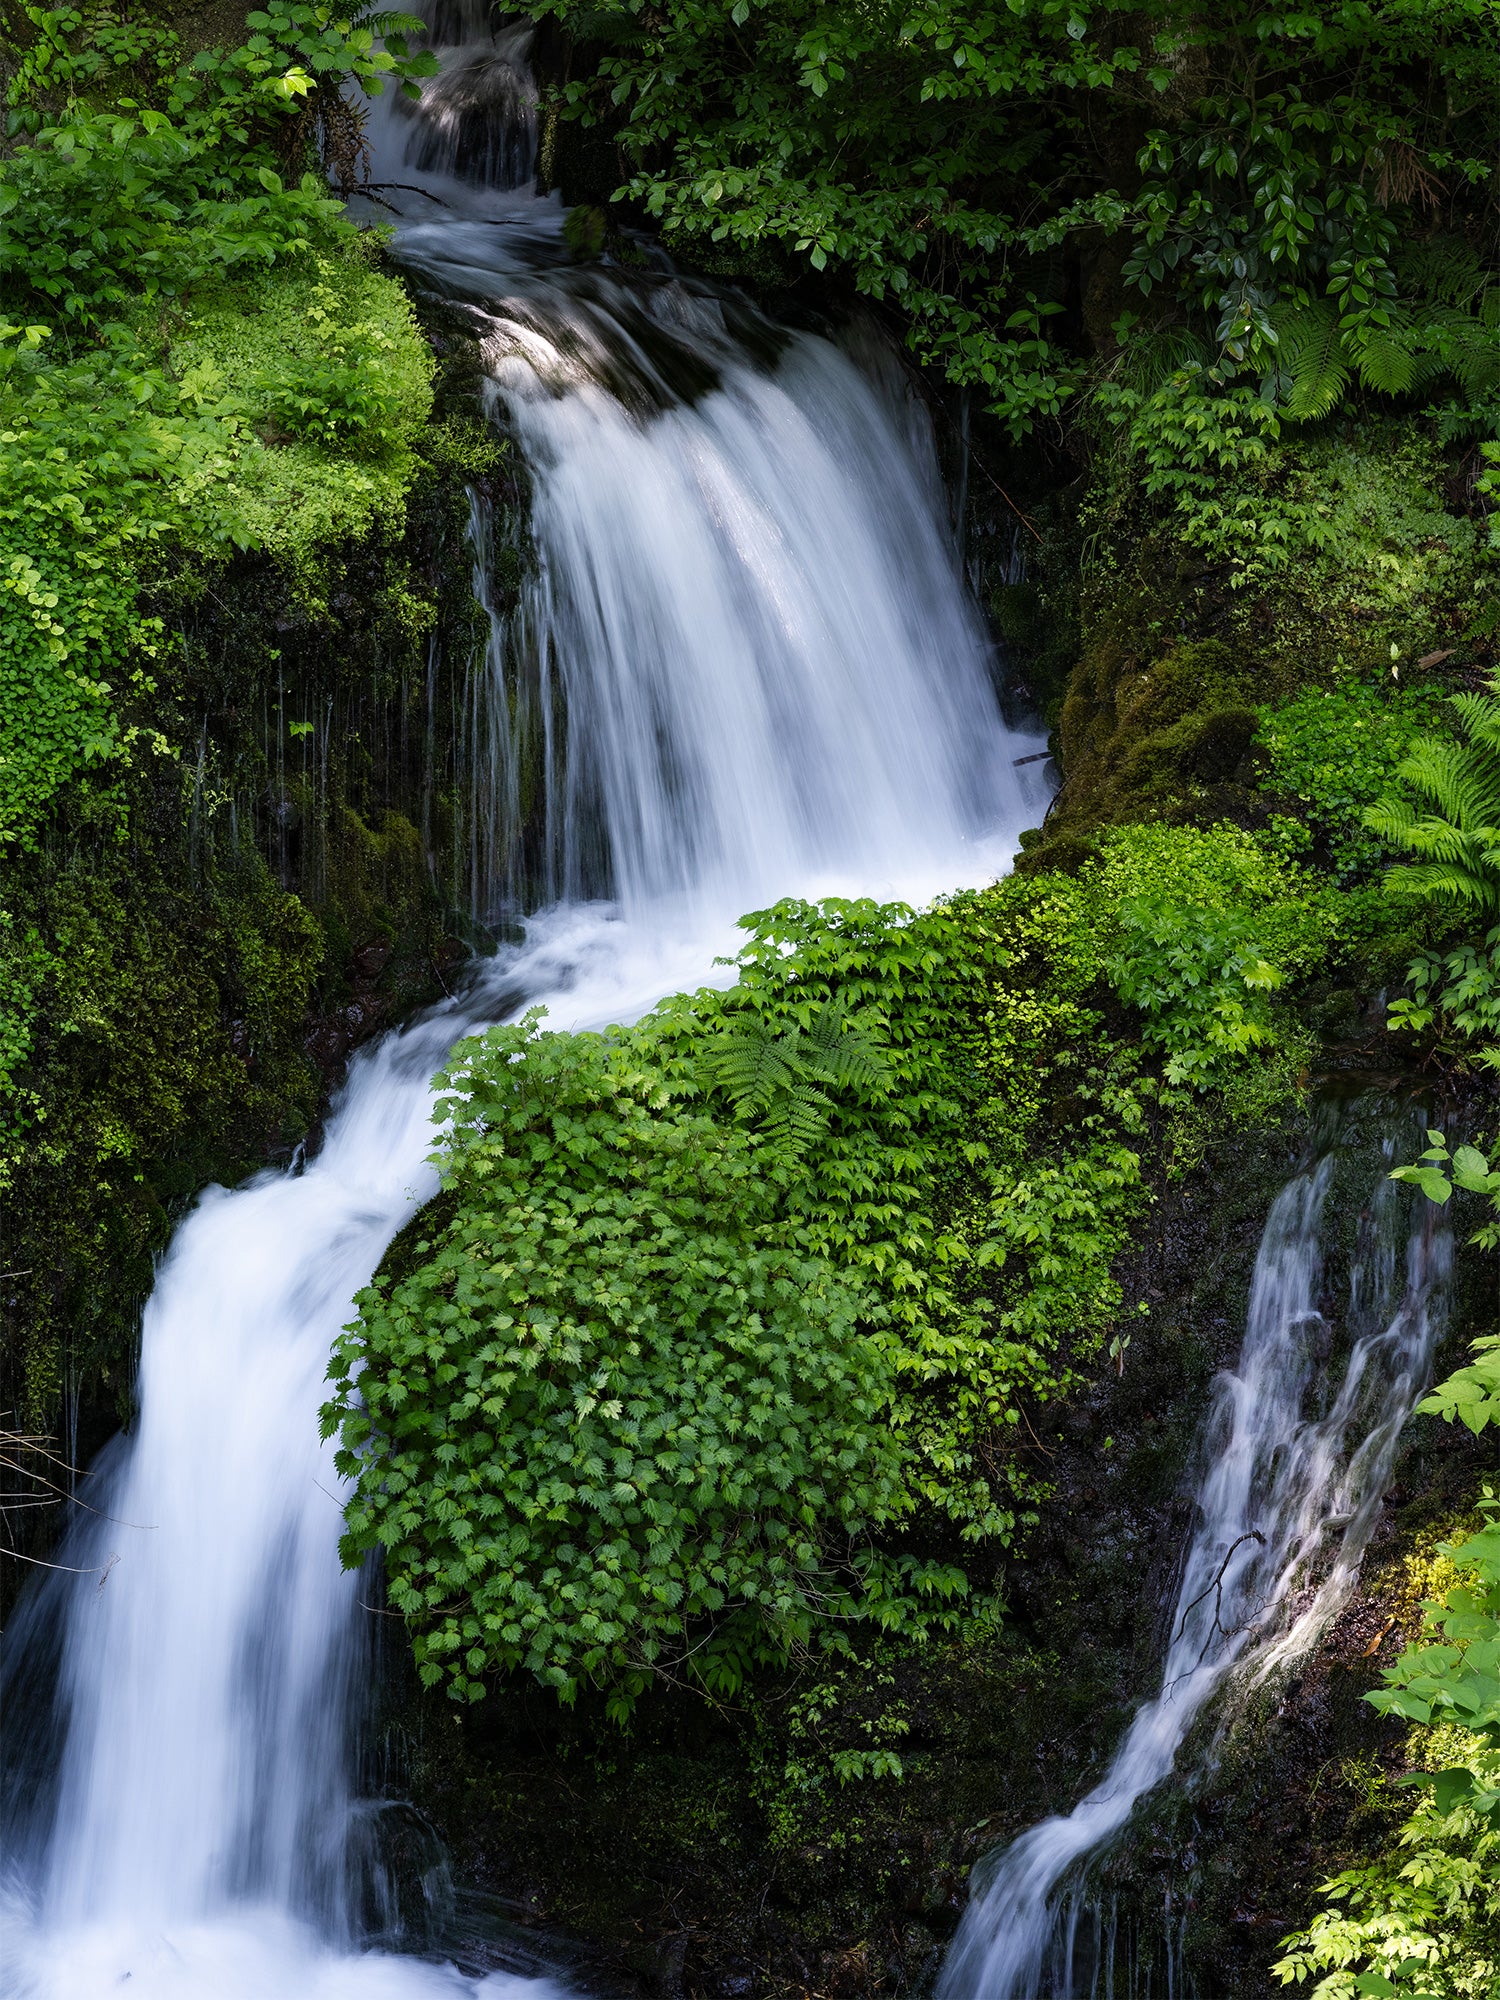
[[0, 18, 1042, 1997], [936, 1127, 1451, 2000]]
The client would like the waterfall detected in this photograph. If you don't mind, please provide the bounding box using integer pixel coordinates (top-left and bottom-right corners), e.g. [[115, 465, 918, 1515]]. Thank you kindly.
[[936, 1124, 1452, 2000], [0, 27, 1043, 2000]]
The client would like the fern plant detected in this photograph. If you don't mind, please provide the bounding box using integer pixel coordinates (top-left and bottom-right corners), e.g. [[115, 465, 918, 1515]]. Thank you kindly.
[[696, 995, 890, 1154], [1270, 278, 1500, 425], [1367, 676, 1500, 922]]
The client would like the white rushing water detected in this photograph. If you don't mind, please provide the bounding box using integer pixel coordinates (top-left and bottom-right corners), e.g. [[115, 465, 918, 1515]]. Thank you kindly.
[[0, 17, 1043, 1998], [937, 1137, 1451, 2000]]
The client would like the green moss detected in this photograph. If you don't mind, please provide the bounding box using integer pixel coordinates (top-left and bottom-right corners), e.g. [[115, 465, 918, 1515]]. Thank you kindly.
[[1025, 418, 1496, 872], [0, 301, 522, 1493], [159, 243, 435, 573]]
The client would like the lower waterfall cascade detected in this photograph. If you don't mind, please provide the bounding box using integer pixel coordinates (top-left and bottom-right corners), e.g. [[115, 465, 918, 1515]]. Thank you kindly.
[[936, 1119, 1452, 2000], [0, 17, 1044, 2000]]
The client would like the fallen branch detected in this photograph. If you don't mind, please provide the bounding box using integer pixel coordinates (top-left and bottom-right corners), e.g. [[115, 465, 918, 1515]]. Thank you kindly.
[[1173, 1529, 1267, 1664]]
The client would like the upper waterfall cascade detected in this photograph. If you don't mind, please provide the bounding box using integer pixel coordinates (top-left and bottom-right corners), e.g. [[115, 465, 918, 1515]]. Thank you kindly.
[[0, 21, 1044, 2000]]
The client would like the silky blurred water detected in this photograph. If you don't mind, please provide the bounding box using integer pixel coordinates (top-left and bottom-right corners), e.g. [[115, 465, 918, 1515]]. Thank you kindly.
[[937, 1124, 1450, 2000], [0, 17, 1044, 1997]]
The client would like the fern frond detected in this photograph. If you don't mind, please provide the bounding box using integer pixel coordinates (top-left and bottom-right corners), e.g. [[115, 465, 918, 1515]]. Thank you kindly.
[[1398, 736, 1500, 831], [1395, 238, 1488, 309], [699, 995, 891, 1147], [1370, 688, 1500, 919], [1366, 803, 1470, 865], [802, 997, 890, 1094], [1408, 305, 1500, 400], [697, 1022, 803, 1116], [760, 1083, 834, 1153], [1270, 301, 1347, 422], [1383, 858, 1500, 914], [1118, 324, 1214, 401], [1350, 320, 1416, 396], [1447, 689, 1500, 758]]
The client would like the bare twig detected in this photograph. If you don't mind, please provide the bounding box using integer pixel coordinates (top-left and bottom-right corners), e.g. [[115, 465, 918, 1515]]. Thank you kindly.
[[3, 1546, 119, 1580], [1173, 1530, 1267, 1663]]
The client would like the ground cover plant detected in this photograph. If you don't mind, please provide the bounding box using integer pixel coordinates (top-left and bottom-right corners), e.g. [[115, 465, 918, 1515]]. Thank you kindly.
[[0, 3, 444, 1223], [0, 1, 436, 852], [326, 821, 1374, 1710]]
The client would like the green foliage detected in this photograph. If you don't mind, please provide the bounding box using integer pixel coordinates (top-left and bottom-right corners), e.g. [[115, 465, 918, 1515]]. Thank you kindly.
[[1417, 1336, 1500, 1436], [0, 4, 436, 854], [753, 1653, 913, 1850], [534, 0, 1498, 444], [1391, 1132, 1500, 1253], [328, 823, 1346, 1711], [1083, 820, 1339, 1102], [1267, 274, 1500, 430], [3, 0, 436, 141], [326, 885, 1130, 1706], [1106, 898, 1285, 1090], [1092, 375, 1282, 517], [1386, 934, 1500, 1073], [1045, 425, 1495, 865], [1275, 1348, 1500, 2000], [327, 1010, 915, 1714], [1083, 820, 1340, 982], [1096, 417, 1495, 617], [1258, 685, 1444, 885], [0, 1, 435, 1170], [1368, 675, 1500, 1087], [695, 994, 890, 1155], [1478, 443, 1500, 551], [1369, 676, 1500, 926]]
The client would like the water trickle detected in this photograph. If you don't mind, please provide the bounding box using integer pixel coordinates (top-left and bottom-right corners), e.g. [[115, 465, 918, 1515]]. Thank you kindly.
[[0, 24, 1043, 1998], [383, 9, 537, 194], [936, 1122, 1451, 2000]]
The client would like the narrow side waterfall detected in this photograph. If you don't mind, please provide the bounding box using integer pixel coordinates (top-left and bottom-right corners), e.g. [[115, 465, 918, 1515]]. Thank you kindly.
[[0, 25, 1042, 2000], [937, 1133, 1451, 2000]]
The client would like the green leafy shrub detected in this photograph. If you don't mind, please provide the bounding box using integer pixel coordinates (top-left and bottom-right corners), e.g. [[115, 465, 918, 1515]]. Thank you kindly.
[[1045, 423, 1495, 859], [1096, 421, 1494, 624], [0, 4, 437, 851], [327, 1011, 918, 1714], [1386, 938, 1500, 1075], [0, 3, 437, 1179], [1106, 897, 1286, 1090], [327, 826, 1355, 1711], [1392, 1132, 1500, 1253], [534, 0, 1498, 446], [1366, 675, 1500, 1076], [325, 886, 1136, 1706], [1369, 676, 1500, 925]]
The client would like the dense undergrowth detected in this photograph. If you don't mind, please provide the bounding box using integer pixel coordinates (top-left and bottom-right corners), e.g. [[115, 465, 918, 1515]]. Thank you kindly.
[[3, 1, 1500, 1994], [535, 0, 1500, 466], [326, 820, 1370, 1708], [0, 0, 438, 1210]]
